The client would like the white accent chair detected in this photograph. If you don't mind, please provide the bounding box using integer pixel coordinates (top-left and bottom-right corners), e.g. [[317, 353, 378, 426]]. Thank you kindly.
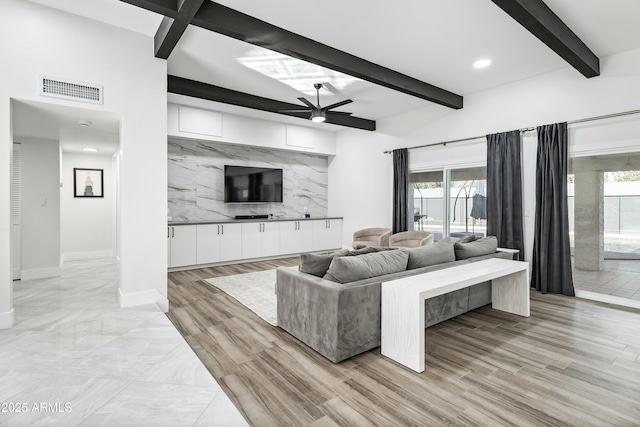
[[352, 228, 392, 248], [388, 231, 434, 248]]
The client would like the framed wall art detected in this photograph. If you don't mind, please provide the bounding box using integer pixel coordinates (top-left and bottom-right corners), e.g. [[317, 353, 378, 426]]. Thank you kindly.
[[74, 168, 104, 198]]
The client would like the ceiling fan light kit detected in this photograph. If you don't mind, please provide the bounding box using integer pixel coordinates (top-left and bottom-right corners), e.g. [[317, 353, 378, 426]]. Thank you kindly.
[[279, 83, 353, 123], [310, 109, 326, 123]]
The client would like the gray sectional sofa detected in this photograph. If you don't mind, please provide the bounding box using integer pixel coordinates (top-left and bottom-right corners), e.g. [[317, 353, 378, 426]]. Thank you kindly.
[[275, 236, 512, 363]]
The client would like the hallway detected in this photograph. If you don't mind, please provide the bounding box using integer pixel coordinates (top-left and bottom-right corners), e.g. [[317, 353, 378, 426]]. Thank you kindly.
[[0, 258, 246, 426]]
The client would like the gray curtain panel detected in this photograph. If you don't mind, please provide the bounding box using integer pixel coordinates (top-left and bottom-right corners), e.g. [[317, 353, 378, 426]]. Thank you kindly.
[[532, 122, 575, 296], [392, 148, 409, 234], [486, 130, 525, 259]]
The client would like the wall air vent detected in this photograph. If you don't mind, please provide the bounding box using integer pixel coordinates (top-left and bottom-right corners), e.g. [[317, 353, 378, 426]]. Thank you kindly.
[[40, 77, 103, 104]]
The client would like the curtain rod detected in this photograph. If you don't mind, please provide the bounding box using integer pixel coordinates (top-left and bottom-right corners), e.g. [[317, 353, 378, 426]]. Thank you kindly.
[[383, 108, 640, 154]]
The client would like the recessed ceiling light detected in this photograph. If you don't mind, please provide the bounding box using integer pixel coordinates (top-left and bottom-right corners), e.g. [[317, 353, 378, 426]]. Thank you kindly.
[[473, 59, 491, 69], [82, 148, 98, 152]]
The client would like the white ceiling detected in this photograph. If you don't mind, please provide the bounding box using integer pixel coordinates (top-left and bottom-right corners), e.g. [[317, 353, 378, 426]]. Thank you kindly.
[[12, 100, 120, 155], [18, 0, 640, 139]]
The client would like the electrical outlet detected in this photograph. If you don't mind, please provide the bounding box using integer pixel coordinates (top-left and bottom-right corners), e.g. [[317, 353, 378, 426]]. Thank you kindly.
[[40, 198, 48, 207]]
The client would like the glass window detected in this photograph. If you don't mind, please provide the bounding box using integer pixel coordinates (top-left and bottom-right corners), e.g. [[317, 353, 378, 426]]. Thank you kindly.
[[450, 167, 487, 239], [410, 170, 444, 238], [410, 166, 487, 241]]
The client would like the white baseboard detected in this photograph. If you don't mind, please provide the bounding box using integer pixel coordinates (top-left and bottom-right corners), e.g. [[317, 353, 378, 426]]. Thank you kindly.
[[21, 266, 61, 281], [118, 288, 169, 313], [576, 290, 640, 310], [63, 250, 114, 262], [0, 308, 15, 329]]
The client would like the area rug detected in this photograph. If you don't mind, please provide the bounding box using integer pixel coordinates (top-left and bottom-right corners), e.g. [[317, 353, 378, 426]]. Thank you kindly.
[[204, 266, 297, 326]]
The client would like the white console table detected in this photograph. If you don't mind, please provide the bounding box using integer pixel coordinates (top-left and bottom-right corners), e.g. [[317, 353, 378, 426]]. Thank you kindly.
[[381, 258, 529, 373]]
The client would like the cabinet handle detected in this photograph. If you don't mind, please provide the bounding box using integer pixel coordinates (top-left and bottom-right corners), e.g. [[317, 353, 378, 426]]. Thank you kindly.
[[296, 221, 299, 231], [328, 220, 331, 229], [221, 225, 224, 234], [217, 225, 220, 235], [168, 227, 170, 238], [172, 227, 175, 238]]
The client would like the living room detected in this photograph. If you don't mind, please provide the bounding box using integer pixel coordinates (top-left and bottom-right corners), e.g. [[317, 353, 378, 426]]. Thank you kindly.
[[2, 0, 640, 425]]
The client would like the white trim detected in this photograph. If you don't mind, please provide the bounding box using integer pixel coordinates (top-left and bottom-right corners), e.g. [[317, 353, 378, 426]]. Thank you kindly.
[[62, 250, 114, 262], [0, 308, 15, 329], [118, 288, 168, 313], [21, 266, 61, 280], [410, 160, 486, 173], [575, 290, 640, 310], [569, 146, 640, 158]]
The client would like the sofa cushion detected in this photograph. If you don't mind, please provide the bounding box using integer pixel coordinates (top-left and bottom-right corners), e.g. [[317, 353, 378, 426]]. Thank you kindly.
[[403, 238, 455, 270], [324, 250, 409, 284], [299, 249, 349, 277], [454, 236, 498, 260]]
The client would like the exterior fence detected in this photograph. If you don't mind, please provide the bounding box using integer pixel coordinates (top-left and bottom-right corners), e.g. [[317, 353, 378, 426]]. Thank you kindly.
[[568, 195, 640, 235], [415, 195, 640, 235]]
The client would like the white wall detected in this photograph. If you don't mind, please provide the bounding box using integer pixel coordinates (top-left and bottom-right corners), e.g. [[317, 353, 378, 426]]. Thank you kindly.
[[0, 0, 168, 328], [330, 47, 640, 255], [61, 152, 114, 261], [18, 137, 61, 280]]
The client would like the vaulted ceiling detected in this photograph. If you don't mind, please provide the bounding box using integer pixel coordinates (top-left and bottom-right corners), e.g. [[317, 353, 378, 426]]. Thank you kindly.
[[26, 0, 640, 131]]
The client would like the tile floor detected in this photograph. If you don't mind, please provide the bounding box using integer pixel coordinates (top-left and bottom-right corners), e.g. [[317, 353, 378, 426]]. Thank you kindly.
[[572, 259, 640, 299], [0, 258, 248, 427]]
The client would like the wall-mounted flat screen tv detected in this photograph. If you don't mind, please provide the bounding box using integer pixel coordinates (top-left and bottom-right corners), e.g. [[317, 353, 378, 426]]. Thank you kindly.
[[224, 165, 283, 203]]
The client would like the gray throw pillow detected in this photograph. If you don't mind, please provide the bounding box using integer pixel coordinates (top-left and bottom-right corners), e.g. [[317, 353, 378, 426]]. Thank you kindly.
[[403, 238, 455, 270], [454, 236, 498, 260], [347, 246, 377, 256], [299, 249, 349, 277], [323, 250, 409, 284], [457, 234, 478, 243], [347, 246, 398, 256]]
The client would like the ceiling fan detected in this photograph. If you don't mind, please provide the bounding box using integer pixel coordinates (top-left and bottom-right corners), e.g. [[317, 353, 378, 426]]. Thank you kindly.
[[281, 83, 353, 123]]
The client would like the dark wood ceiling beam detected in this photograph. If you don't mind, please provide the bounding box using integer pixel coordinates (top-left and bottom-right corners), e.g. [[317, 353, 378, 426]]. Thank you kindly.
[[191, 2, 463, 109], [168, 76, 377, 131], [119, 0, 179, 18], [154, 0, 206, 59], [491, 0, 599, 78]]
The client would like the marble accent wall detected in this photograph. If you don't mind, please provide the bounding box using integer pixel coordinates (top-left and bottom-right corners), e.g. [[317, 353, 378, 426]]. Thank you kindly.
[[168, 139, 329, 221]]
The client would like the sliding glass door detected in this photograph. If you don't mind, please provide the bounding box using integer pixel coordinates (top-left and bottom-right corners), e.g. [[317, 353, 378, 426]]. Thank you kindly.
[[569, 153, 640, 301], [449, 167, 487, 239], [410, 166, 487, 241], [410, 170, 444, 238]]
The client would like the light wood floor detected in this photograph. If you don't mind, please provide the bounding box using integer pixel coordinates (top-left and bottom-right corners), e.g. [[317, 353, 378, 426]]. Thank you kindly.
[[168, 258, 640, 427]]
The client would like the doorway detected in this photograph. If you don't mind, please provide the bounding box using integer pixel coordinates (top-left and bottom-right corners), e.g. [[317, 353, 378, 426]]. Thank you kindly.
[[569, 153, 640, 305], [10, 99, 120, 286]]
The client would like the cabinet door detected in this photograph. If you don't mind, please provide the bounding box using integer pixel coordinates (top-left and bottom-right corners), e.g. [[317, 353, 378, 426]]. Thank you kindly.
[[169, 225, 197, 268], [196, 224, 221, 264], [261, 222, 281, 257], [167, 227, 171, 266], [312, 220, 329, 251], [219, 223, 242, 262], [241, 223, 263, 259], [279, 221, 299, 255], [297, 220, 314, 253], [326, 219, 343, 250]]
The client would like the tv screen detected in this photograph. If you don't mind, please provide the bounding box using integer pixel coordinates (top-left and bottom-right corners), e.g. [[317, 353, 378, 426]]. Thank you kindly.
[[224, 165, 283, 203]]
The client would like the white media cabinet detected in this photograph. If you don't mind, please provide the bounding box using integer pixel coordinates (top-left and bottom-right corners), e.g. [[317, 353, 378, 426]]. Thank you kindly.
[[167, 217, 342, 270]]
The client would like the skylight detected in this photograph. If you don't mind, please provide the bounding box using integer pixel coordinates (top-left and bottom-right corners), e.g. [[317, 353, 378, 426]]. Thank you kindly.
[[237, 46, 361, 95]]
